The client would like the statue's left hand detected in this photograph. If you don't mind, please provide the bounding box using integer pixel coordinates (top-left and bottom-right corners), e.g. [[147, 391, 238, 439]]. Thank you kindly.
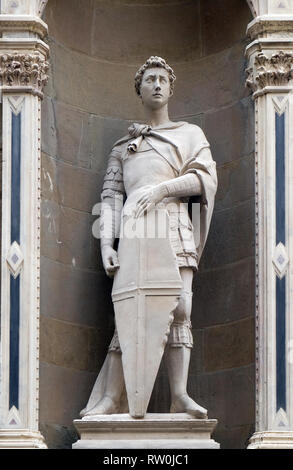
[[134, 184, 167, 218]]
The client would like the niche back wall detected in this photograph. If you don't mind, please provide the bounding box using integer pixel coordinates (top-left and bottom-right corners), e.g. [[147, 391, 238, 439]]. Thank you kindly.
[[40, 0, 255, 449]]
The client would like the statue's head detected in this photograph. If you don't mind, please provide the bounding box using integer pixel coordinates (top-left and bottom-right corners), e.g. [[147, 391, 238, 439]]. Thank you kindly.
[[134, 56, 176, 109]]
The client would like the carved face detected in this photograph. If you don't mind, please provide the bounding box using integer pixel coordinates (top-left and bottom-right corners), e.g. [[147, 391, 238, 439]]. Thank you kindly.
[[140, 67, 172, 110]]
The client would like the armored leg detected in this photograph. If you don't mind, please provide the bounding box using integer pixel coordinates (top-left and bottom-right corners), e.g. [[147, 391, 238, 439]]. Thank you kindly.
[[165, 267, 207, 419], [81, 331, 125, 416]]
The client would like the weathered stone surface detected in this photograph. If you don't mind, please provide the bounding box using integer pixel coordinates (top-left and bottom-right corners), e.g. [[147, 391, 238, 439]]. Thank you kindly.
[[175, 113, 203, 128], [201, 0, 252, 56], [41, 198, 61, 263], [193, 257, 255, 328], [40, 422, 78, 450], [214, 423, 254, 449], [40, 256, 113, 326], [41, 152, 59, 204], [50, 40, 248, 119], [89, 114, 130, 173], [203, 98, 255, 166], [46, 0, 201, 64], [40, 315, 108, 372], [196, 365, 255, 428], [49, 41, 142, 119], [41, 200, 95, 269], [44, 0, 94, 56], [41, 96, 57, 158], [39, 362, 98, 425], [92, 0, 201, 63], [203, 317, 255, 372], [54, 159, 100, 213], [172, 41, 249, 117], [200, 198, 255, 271], [58, 206, 95, 268], [53, 100, 92, 168], [42, 104, 129, 187], [215, 154, 255, 211], [41, 197, 104, 272]]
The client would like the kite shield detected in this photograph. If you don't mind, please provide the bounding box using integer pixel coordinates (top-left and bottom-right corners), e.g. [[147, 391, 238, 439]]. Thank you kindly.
[[112, 204, 182, 418]]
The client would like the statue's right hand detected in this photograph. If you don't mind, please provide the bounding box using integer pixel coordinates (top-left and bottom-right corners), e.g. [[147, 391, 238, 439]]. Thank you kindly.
[[102, 246, 120, 278]]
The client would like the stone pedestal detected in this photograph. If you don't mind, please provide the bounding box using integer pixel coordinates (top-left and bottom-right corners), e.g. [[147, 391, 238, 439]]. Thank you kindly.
[[73, 414, 219, 449]]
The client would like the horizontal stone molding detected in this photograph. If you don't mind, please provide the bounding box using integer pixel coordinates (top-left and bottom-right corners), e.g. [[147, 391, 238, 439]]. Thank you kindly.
[[0, 430, 47, 449], [0, 15, 48, 39], [248, 431, 293, 449], [246, 51, 293, 94], [0, 51, 49, 97], [247, 16, 293, 40], [0, 38, 49, 56]]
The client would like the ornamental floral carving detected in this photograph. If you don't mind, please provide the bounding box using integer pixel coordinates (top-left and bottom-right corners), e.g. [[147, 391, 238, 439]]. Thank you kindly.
[[246, 51, 293, 92], [0, 52, 49, 94]]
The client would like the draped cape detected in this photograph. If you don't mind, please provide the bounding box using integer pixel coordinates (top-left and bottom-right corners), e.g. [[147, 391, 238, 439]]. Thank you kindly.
[[112, 121, 217, 262]]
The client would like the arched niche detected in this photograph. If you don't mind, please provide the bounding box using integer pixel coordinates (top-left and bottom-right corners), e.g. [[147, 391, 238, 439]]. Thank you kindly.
[[39, 0, 254, 449]]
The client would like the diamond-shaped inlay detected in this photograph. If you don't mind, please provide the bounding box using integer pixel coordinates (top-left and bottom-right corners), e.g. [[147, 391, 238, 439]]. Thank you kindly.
[[272, 95, 289, 116], [273, 407, 289, 429], [6, 406, 22, 427], [6, 241, 24, 279], [273, 242, 289, 279], [11, 254, 19, 264]]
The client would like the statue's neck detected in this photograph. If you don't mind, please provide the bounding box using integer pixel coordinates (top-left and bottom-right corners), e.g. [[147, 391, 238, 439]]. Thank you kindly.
[[145, 104, 171, 128]]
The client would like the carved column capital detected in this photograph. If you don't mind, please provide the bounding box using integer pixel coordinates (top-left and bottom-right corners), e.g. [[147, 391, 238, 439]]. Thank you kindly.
[[0, 52, 49, 98], [245, 11, 293, 97], [246, 51, 293, 94]]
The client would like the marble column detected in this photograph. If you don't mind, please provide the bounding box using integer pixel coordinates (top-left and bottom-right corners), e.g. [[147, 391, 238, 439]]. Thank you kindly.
[[0, 0, 49, 448], [246, 0, 293, 449]]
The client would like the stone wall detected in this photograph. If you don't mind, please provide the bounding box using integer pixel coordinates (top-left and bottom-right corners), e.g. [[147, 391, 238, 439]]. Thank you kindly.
[[40, 0, 254, 448]]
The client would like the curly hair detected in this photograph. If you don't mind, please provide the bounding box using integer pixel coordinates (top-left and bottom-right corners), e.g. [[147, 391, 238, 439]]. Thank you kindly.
[[134, 56, 176, 97]]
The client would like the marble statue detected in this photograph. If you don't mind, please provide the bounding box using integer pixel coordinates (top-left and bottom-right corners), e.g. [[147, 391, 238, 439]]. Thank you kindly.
[[81, 56, 217, 420]]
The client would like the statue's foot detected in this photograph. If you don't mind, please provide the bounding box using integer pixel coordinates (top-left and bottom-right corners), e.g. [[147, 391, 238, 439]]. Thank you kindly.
[[170, 394, 208, 419], [80, 407, 87, 418], [82, 396, 119, 416]]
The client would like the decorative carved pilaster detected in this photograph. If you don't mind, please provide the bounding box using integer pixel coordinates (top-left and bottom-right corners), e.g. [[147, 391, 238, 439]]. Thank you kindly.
[[246, 51, 293, 94], [0, 0, 49, 449], [0, 52, 49, 97]]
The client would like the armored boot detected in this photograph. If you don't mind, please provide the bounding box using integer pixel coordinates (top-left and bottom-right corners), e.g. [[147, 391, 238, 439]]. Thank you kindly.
[[80, 331, 125, 416], [165, 320, 207, 419]]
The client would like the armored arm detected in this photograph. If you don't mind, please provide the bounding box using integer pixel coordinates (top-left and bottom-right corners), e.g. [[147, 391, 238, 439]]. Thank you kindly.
[[100, 152, 125, 276], [159, 172, 202, 198], [134, 147, 216, 219]]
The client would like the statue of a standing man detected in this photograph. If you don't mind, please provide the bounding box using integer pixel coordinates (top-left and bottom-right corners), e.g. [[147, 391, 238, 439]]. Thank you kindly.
[[81, 56, 217, 419]]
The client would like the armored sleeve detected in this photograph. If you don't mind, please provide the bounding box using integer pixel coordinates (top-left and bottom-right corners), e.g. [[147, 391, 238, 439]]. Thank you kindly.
[[100, 146, 125, 248], [101, 147, 125, 200]]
